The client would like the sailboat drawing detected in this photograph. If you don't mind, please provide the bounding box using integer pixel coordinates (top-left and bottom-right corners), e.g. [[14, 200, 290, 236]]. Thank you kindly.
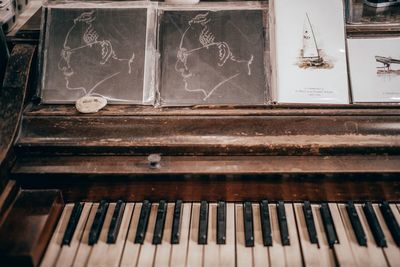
[[298, 12, 329, 68], [376, 55, 400, 75]]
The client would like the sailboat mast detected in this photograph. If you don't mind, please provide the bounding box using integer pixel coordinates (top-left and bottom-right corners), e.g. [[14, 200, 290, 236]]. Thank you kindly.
[[305, 12, 319, 57]]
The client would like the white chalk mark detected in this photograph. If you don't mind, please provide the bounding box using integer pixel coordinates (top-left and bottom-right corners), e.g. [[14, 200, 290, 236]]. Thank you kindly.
[[58, 11, 136, 99], [203, 73, 239, 101], [87, 71, 121, 95], [175, 12, 254, 100]]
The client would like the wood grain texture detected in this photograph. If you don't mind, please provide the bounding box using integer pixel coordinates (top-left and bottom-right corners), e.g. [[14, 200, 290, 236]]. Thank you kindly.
[[0, 44, 36, 190], [0, 190, 64, 267], [12, 155, 400, 175], [0, 180, 19, 225], [23, 103, 400, 116], [16, 114, 400, 156], [13, 172, 400, 202]]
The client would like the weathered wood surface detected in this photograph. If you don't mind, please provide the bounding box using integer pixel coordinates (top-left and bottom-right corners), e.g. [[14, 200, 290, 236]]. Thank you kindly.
[[17, 112, 400, 156], [14, 172, 400, 202], [24, 103, 400, 116], [0, 190, 63, 267], [0, 27, 9, 84], [12, 155, 400, 175], [0, 180, 19, 224], [0, 44, 36, 190], [346, 24, 400, 36]]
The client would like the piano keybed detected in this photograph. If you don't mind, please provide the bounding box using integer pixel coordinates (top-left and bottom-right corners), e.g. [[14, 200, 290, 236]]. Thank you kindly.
[[41, 201, 400, 267]]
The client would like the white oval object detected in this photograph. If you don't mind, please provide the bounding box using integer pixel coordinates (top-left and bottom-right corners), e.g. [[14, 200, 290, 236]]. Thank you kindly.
[[75, 95, 107, 114], [164, 0, 199, 4]]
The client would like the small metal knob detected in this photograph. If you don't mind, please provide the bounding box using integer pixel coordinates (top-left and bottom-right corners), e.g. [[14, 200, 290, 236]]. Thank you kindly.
[[147, 154, 161, 169]]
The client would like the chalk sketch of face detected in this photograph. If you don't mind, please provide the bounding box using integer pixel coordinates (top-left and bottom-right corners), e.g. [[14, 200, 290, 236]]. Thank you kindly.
[[175, 12, 253, 101], [58, 11, 134, 97]]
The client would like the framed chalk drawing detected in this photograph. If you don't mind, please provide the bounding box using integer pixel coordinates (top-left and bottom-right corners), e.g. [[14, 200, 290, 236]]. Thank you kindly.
[[39, 2, 156, 104], [158, 3, 269, 106]]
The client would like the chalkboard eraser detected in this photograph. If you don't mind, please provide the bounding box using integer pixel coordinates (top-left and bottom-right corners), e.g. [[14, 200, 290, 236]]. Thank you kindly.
[[165, 0, 200, 4]]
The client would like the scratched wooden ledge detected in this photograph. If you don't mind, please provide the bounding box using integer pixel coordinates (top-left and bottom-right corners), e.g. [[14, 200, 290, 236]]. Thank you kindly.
[[12, 165, 400, 202], [346, 23, 400, 36], [11, 155, 400, 175], [16, 113, 400, 156], [24, 103, 400, 117]]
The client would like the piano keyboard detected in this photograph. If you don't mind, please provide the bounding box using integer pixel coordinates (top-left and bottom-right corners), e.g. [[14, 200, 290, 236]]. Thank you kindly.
[[41, 201, 400, 267]]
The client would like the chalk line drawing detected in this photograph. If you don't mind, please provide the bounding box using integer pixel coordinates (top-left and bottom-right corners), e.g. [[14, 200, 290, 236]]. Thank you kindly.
[[376, 55, 400, 75], [175, 12, 254, 101], [58, 11, 135, 101], [297, 12, 333, 69]]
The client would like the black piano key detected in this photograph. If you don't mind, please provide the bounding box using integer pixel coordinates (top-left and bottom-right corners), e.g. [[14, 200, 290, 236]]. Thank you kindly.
[[107, 200, 125, 244], [303, 201, 318, 245], [217, 201, 226, 245], [260, 200, 272, 246], [379, 201, 400, 247], [89, 200, 109, 245], [346, 201, 367, 246], [277, 201, 290, 246], [198, 201, 208, 245], [320, 203, 338, 248], [134, 200, 151, 244], [171, 200, 182, 244], [153, 200, 167, 245], [62, 202, 83, 246], [243, 201, 254, 247], [363, 202, 387, 247]]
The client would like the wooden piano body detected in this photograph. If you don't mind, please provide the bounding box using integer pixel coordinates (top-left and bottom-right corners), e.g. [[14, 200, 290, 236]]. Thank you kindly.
[[0, 6, 400, 267]]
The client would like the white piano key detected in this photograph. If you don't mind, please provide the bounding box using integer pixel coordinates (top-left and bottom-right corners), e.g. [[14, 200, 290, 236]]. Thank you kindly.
[[373, 203, 400, 267], [104, 203, 133, 266], [235, 203, 253, 267], [293, 203, 320, 267], [55, 203, 92, 267], [120, 203, 141, 267], [187, 202, 204, 267], [355, 204, 388, 267], [40, 204, 74, 267], [88, 202, 133, 267], [328, 203, 357, 267], [390, 204, 400, 239], [170, 203, 192, 267], [72, 203, 99, 267], [252, 203, 270, 267], [86, 203, 115, 267], [338, 203, 372, 267], [219, 203, 235, 267], [153, 202, 174, 267], [284, 203, 302, 267], [311, 204, 335, 267], [390, 204, 400, 222], [268, 203, 285, 267], [136, 203, 159, 267], [204, 203, 219, 267]]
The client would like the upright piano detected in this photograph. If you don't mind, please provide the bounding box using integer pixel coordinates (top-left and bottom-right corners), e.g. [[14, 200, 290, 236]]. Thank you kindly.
[[0, 3, 399, 267]]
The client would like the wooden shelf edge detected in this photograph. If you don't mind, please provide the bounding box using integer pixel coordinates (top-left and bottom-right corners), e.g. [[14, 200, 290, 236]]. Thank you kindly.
[[12, 155, 400, 175]]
